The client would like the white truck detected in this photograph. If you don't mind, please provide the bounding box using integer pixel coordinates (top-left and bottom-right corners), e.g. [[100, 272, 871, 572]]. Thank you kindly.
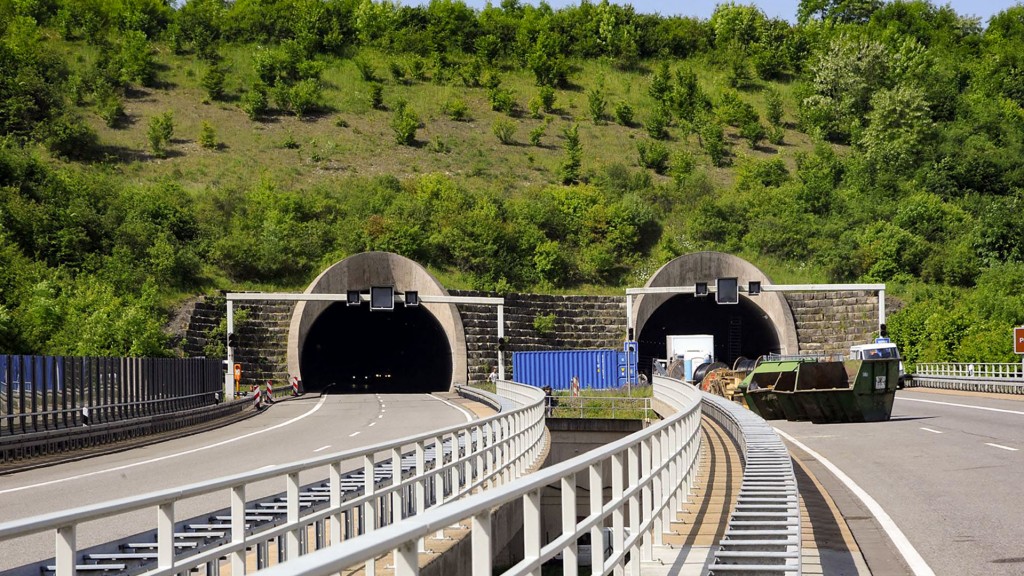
[[849, 339, 907, 388], [666, 334, 715, 382]]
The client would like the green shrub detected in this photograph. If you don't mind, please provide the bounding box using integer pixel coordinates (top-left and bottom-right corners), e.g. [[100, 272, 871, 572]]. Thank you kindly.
[[718, 90, 759, 127], [147, 111, 174, 155], [740, 120, 766, 148], [391, 105, 419, 145], [45, 112, 98, 159], [198, 121, 217, 149], [441, 97, 469, 121], [354, 57, 377, 82], [614, 101, 634, 126], [539, 86, 556, 112], [528, 95, 544, 119], [428, 135, 450, 153], [767, 124, 785, 145], [286, 78, 322, 118], [369, 82, 384, 110], [488, 87, 517, 115], [388, 60, 407, 84], [588, 86, 607, 124], [645, 106, 670, 140], [637, 139, 670, 174], [201, 64, 226, 101], [492, 118, 517, 144], [765, 87, 783, 126], [533, 313, 557, 335], [95, 85, 125, 128], [560, 123, 582, 184], [242, 84, 269, 120], [529, 124, 545, 146]]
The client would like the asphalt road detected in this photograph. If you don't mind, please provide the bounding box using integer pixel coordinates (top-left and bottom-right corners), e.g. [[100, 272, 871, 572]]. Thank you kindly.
[[0, 393, 474, 573], [773, 388, 1024, 576]]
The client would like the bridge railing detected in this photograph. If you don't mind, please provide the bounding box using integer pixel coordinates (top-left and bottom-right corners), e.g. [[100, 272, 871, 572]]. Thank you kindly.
[[0, 381, 546, 576], [0, 355, 223, 436], [250, 378, 703, 576], [912, 362, 1024, 394]]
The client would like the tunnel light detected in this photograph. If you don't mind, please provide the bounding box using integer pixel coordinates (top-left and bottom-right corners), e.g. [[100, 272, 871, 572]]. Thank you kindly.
[[716, 277, 739, 304], [347, 290, 362, 306], [404, 291, 419, 307], [748, 281, 761, 296], [695, 282, 708, 297], [370, 286, 395, 311]]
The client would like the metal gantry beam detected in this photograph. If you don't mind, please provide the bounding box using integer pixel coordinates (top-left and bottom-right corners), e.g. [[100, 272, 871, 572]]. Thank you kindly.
[[625, 282, 887, 341], [223, 292, 506, 400]]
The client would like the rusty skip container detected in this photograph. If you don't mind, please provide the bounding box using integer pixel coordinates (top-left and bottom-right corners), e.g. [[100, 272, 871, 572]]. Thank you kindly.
[[790, 359, 899, 423], [740, 360, 804, 421]]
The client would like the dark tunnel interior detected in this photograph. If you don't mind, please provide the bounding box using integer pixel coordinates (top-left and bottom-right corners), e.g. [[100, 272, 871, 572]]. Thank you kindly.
[[300, 302, 452, 393], [637, 294, 781, 376]]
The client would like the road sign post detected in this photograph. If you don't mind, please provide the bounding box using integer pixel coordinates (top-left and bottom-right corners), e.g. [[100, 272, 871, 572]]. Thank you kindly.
[[1015, 327, 1024, 375]]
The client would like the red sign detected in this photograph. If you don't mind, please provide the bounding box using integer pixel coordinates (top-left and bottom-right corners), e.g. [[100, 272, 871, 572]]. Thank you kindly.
[[1016, 327, 1024, 355]]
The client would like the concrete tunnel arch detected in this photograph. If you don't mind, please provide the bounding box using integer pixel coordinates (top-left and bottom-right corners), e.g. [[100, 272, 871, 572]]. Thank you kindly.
[[633, 252, 799, 373], [287, 252, 467, 393]]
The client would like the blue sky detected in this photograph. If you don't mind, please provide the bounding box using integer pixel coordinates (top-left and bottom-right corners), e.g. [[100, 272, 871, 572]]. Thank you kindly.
[[450, 1, 1022, 25]]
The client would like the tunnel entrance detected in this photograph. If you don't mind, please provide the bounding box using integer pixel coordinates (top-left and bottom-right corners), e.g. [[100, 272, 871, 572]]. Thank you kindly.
[[300, 302, 452, 394], [637, 294, 781, 375]]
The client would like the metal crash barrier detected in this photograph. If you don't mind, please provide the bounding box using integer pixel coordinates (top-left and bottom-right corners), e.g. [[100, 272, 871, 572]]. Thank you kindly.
[[912, 363, 1024, 394], [702, 391, 802, 575]]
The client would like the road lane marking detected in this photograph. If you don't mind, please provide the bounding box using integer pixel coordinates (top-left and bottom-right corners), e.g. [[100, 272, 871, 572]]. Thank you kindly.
[[920, 427, 943, 434], [378, 414, 383, 419], [368, 422, 376, 427], [0, 396, 329, 496], [985, 443, 1019, 451], [349, 432, 360, 437], [775, 428, 936, 576], [431, 394, 475, 423], [313, 445, 332, 452], [257, 465, 276, 470], [901, 397, 1024, 416]]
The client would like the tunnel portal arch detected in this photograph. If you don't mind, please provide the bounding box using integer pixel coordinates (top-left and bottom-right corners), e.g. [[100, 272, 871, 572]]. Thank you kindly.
[[287, 252, 466, 393], [633, 252, 798, 373]]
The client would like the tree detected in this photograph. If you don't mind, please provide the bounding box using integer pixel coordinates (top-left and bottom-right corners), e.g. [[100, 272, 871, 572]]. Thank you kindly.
[[560, 124, 582, 185], [147, 111, 175, 155], [859, 85, 934, 174]]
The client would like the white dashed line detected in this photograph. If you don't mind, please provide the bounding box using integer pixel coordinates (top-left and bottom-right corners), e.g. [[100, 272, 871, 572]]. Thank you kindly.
[[313, 445, 332, 452], [349, 431, 361, 437], [920, 427, 943, 434], [368, 422, 376, 427], [378, 415, 383, 419], [775, 428, 936, 576], [985, 443, 1019, 452]]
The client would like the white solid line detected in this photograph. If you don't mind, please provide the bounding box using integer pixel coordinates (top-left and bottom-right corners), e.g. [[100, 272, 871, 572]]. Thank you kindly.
[[0, 396, 329, 496], [349, 431, 361, 437], [900, 397, 1024, 416], [985, 443, 1019, 452], [431, 394, 475, 423], [313, 445, 332, 452], [775, 428, 936, 576], [257, 465, 276, 470], [920, 427, 943, 434]]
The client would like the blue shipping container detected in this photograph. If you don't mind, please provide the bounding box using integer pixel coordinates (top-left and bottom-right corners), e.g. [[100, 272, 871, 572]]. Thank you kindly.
[[512, 349, 638, 391]]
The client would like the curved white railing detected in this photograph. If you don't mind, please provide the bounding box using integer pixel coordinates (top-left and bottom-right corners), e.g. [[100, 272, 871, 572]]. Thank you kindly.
[[0, 383, 546, 576], [253, 379, 704, 576], [913, 362, 1024, 394]]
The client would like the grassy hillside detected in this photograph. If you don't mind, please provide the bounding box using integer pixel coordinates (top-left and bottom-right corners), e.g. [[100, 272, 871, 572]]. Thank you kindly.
[[2, 1, 1024, 366]]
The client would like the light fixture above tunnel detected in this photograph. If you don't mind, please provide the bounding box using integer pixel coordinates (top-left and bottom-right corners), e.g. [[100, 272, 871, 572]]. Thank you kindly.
[[716, 277, 739, 304], [347, 290, 361, 306], [404, 291, 419, 307], [695, 282, 708, 297]]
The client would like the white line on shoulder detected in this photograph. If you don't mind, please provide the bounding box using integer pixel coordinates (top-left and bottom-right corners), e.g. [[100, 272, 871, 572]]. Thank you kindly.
[[775, 428, 936, 576]]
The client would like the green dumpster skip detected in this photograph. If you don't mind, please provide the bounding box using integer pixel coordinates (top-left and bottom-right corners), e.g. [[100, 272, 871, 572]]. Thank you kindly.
[[790, 359, 899, 423], [741, 360, 808, 421]]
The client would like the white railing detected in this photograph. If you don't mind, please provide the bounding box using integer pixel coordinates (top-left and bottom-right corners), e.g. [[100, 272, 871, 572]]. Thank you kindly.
[[913, 363, 1024, 394], [253, 379, 704, 576], [0, 382, 546, 576]]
